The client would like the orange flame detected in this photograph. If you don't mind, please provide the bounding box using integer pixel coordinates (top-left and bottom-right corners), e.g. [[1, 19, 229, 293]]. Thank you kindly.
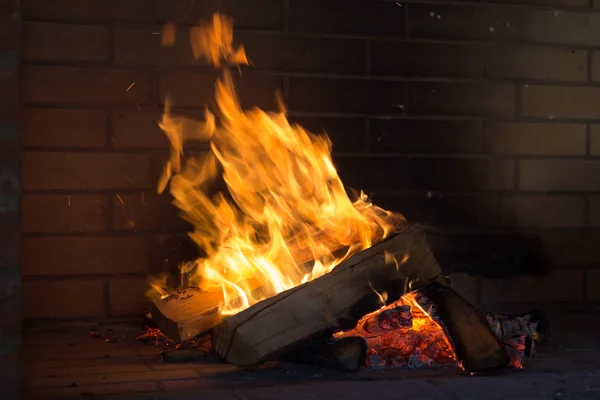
[[153, 14, 404, 315]]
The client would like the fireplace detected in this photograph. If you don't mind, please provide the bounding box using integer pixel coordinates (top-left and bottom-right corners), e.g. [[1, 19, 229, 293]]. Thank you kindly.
[[4, 0, 600, 399]]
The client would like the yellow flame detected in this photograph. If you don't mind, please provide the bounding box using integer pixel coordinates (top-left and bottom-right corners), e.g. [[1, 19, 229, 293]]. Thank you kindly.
[[153, 13, 405, 315]]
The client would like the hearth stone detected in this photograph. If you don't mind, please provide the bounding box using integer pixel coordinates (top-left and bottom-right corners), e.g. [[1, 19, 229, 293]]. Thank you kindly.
[[22, 316, 600, 400]]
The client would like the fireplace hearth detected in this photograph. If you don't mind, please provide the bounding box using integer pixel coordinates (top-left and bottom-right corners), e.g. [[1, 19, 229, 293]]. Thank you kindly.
[[8, 1, 600, 399]]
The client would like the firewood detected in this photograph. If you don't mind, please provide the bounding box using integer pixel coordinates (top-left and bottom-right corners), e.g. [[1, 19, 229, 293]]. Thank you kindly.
[[149, 228, 356, 341], [281, 336, 367, 371], [414, 280, 510, 373], [149, 287, 223, 342], [210, 227, 442, 367]]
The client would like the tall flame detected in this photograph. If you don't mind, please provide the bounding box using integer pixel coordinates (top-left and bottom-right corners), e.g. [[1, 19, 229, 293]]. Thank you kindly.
[[154, 14, 405, 315]]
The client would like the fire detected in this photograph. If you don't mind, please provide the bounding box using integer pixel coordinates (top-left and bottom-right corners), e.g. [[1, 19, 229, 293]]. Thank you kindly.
[[334, 292, 457, 369], [151, 14, 405, 315]]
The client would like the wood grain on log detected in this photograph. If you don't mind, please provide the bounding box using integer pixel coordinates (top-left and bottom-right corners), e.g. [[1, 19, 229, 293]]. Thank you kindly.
[[416, 280, 510, 373], [211, 228, 442, 367]]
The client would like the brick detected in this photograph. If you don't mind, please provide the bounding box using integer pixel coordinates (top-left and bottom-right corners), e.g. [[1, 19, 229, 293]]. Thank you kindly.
[[112, 109, 167, 149], [521, 85, 600, 119], [22, 0, 157, 23], [369, 119, 483, 154], [159, 71, 282, 111], [409, 4, 518, 41], [408, 82, 515, 117], [491, 159, 518, 191], [585, 196, 600, 227], [23, 22, 109, 63], [333, 157, 408, 192], [22, 194, 108, 233], [116, 27, 368, 74], [587, 270, 600, 301], [108, 277, 149, 316], [23, 151, 153, 190], [408, 158, 515, 191], [521, 10, 600, 46], [481, 270, 583, 304], [539, 229, 600, 266], [289, 0, 404, 36], [157, 0, 283, 29], [22, 108, 107, 148], [485, 44, 587, 81], [22, 65, 157, 106], [590, 52, 600, 82], [150, 234, 199, 274], [288, 116, 367, 153], [590, 125, 600, 155], [289, 77, 405, 114], [484, 195, 585, 228], [22, 236, 150, 276], [519, 160, 600, 191], [490, 0, 588, 6], [484, 122, 586, 156], [114, 26, 195, 67], [427, 231, 547, 278], [112, 192, 190, 231], [374, 194, 485, 227], [23, 279, 105, 318], [240, 32, 367, 74], [371, 41, 483, 78]]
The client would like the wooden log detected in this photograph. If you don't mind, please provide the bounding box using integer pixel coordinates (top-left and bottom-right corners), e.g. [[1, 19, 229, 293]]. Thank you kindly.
[[149, 288, 222, 342], [210, 227, 442, 367], [149, 228, 355, 341], [281, 336, 368, 371], [414, 280, 510, 373]]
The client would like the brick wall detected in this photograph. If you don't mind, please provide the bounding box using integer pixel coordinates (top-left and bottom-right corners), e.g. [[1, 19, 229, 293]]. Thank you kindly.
[[19, 0, 600, 320], [1, 0, 21, 398]]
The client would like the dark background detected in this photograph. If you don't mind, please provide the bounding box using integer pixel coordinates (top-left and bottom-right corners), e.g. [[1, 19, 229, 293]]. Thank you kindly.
[[15, 0, 600, 319]]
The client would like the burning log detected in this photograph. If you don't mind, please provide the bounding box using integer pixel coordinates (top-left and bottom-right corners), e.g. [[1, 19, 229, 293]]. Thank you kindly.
[[415, 280, 510, 373], [282, 337, 367, 371], [149, 229, 355, 342], [210, 228, 442, 367]]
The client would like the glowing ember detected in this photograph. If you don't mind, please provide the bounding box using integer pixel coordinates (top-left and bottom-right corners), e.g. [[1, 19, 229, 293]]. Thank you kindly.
[[334, 292, 457, 369], [148, 13, 404, 315]]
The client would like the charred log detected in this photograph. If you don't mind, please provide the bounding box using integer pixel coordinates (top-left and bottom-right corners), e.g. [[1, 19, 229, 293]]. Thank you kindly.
[[210, 228, 442, 367], [415, 280, 510, 373], [282, 336, 367, 371]]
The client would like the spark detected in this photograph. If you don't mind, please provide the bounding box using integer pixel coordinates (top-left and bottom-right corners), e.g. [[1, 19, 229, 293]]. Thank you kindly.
[[126, 82, 136, 91], [124, 176, 134, 184], [68, 194, 71, 206], [136, 103, 141, 111], [152, 32, 160, 35], [395, 1, 401, 6], [116, 194, 124, 204]]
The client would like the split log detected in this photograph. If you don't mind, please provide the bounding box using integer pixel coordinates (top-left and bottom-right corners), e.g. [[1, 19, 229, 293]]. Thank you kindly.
[[149, 288, 222, 342], [149, 228, 354, 341], [415, 280, 510, 373], [211, 227, 442, 367], [282, 337, 368, 371]]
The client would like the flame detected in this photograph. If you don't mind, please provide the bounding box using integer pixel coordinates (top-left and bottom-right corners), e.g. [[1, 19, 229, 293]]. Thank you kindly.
[[153, 13, 405, 315]]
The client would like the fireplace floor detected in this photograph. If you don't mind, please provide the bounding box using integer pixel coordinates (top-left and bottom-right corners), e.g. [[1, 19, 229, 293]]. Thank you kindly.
[[23, 317, 600, 400]]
